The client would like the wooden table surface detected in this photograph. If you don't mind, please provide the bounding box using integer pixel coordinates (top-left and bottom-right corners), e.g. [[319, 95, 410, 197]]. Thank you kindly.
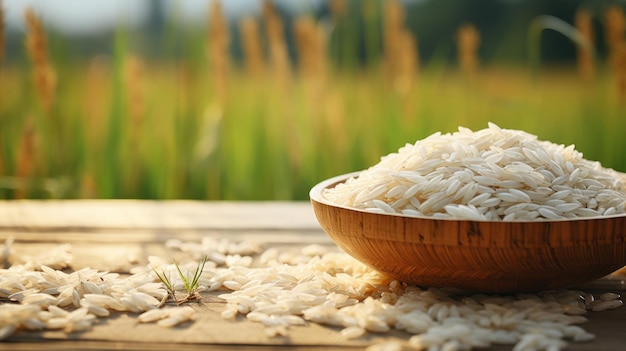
[[1, 200, 625, 351]]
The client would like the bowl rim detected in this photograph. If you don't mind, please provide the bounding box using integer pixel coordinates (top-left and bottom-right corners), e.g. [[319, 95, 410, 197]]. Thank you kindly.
[[310, 171, 626, 224]]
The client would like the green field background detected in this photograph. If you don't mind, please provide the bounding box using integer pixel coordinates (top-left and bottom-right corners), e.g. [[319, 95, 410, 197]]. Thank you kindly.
[[1, 2, 625, 200]]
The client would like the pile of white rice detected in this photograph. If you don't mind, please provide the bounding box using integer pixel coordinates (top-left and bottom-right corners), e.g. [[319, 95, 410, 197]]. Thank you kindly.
[[323, 123, 626, 221], [2, 236, 624, 351]]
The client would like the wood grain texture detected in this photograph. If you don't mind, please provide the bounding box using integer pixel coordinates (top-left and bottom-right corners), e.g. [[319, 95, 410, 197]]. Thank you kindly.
[[1, 200, 626, 351], [310, 174, 626, 292], [0, 200, 319, 231]]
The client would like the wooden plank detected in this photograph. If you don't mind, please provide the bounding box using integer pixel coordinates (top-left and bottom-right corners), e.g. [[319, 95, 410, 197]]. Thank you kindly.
[[1, 341, 369, 351], [0, 229, 332, 245], [3, 278, 625, 351], [2, 201, 626, 351], [6, 281, 623, 351], [0, 200, 319, 231], [4, 238, 626, 351]]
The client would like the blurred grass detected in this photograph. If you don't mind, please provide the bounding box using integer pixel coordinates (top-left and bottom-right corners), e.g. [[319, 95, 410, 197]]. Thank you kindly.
[[0, 3, 625, 200]]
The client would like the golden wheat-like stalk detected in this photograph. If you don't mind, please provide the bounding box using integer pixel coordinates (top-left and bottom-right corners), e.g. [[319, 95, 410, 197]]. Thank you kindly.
[[293, 16, 328, 116], [315, 21, 328, 78], [124, 55, 144, 133], [396, 29, 418, 95], [84, 55, 110, 147], [294, 17, 326, 79], [122, 54, 146, 194], [575, 9, 595, 81], [207, 0, 229, 105], [294, 17, 313, 77], [603, 5, 626, 99], [457, 23, 480, 77], [328, 0, 347, 21], [239, 16, 264, 78], [383, 0, 403, 81], [263, 0, 291, 91], [604, 6, 626, 51], [262, 0, 299, 169], [383, 0, 418, 95], [24, 8, 56, 114], [604, 5, 626, 70]]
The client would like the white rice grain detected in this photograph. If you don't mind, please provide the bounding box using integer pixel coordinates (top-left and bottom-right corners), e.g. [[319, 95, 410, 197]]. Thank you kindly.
[[322, 123, 626, 221], [0, 324, 17, 341], [2, 235, 624, 350], [590, 299, 623, 312]]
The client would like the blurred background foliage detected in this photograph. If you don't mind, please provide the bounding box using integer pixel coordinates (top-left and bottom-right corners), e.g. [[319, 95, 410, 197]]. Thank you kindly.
[[0, 0, 625, 200]]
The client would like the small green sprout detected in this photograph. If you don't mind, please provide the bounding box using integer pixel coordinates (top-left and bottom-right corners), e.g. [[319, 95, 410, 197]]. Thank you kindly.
[[154, 256, 208, 305]]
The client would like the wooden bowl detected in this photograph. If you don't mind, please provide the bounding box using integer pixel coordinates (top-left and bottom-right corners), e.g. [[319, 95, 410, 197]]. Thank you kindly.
[[310, 172, 626, 293]]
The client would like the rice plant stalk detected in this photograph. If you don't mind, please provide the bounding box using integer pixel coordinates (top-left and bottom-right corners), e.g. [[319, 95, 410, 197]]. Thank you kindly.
[[263, 0, 291, 93], [527, 15, 596, 79], [383, 0, 403, 82], [575, 9, 595, 81], [122, 54, 144, 195], [207, 0, 229, 106], [328, 0, 347, 20], [153, 269, 176, 304], [24, 8, 56, 115], [603, 5, 626, 70], [102, 23, 129, 198], [603, 6, 626, 101], [457, 23, 480, 77], [239, 16, 264, 79], [154, 256, 208, 305], [383, 0, 418, 97]]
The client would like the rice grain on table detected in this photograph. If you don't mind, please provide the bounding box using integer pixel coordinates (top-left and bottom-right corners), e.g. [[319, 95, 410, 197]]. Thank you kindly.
[[323, 123, 626, 221], [2, 237, 625, 350]]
